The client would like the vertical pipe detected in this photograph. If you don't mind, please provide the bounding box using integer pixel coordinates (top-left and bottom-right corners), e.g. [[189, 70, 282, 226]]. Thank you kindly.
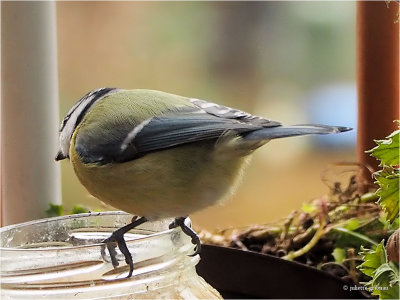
[[356, 1, 399, 189], [0, 0, 2, 226], [1, 1, 61, 225]]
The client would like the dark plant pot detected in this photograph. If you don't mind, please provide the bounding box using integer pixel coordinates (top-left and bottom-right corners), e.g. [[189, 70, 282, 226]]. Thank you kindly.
[[196, 245, 366, 299]]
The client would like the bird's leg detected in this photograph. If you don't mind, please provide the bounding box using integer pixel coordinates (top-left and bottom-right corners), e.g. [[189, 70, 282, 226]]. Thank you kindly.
[[101, 216, 148, 278], [169, 217, 201, 256]]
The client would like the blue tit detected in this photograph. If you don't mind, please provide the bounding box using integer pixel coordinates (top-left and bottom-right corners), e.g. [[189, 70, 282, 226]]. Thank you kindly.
[[56, 88, 351, 276]]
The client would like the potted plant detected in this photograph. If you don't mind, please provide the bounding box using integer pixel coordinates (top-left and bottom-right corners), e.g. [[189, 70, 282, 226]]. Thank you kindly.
[[197, 129, 399, 299]]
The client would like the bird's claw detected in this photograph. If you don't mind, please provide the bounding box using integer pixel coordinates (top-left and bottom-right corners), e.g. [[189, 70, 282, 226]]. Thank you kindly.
[[169, 217, 201, 256], [100, 216, 148, 278], [100, 240, 119, 267]]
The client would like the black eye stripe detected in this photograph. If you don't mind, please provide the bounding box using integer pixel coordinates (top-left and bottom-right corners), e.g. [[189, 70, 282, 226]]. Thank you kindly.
[[59, 88, 117, 132], [59, 96, 88, 132], [75, 88, 117, 127], [61, 114, 70, 128]]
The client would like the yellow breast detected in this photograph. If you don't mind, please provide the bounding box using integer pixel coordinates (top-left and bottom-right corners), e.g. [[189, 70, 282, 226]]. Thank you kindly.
[[70, 132, 250, 220]]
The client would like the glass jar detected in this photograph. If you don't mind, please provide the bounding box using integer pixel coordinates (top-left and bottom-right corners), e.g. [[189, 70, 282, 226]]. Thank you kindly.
[[0, 211, 222, 299]]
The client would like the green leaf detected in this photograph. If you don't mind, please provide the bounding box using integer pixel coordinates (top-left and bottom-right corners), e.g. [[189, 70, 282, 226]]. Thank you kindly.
[[344, 218, 360, 231], [301, 203, 317, 214], [360, 128, 399, 298], [388, 218, 399, 231], [388, 262, 400, 287], [367, 130, 399, 166], [360, 192, 380, 203], [358, 244, 399, 299], [375, 171, 400, 223], [333, 227, 378, 249], [70, 205, 90, 214], [359, 240, 387, 277], [45, 203, 64, 217], [332, 247, 346, 263], [373, 263, 395, 286], [380, 285, 399, 299], [370, 262, 399, 299]]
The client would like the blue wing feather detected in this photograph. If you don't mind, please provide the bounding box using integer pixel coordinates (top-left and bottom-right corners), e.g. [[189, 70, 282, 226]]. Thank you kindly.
[[74, 97, 349, 165]]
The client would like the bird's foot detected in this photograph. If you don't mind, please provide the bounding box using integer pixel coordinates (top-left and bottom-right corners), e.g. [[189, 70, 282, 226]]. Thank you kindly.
[[101, 216, 148, 278], [169, 217, 201, 256]]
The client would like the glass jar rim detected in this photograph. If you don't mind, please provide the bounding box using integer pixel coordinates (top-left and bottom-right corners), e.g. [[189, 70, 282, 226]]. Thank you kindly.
[[0, 212, 204, 298], [0, 211, 197, 281], [0, 211, 181, 252]]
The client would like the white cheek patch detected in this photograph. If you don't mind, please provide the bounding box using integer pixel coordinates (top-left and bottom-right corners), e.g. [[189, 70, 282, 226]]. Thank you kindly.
[[58, 88, 121, 158], [59, 103, 88, 156]]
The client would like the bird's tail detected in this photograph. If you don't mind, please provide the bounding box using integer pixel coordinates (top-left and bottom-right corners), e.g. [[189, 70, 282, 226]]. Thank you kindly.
[[215, 124, 351, 157], [243, 124, 352, 141]]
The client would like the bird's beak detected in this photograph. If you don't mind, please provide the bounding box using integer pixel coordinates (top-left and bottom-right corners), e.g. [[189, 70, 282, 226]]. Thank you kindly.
[[55, 150, 67, 161]]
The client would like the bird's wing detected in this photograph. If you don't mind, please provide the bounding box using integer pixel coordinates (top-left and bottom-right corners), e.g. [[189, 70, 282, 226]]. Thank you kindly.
[[75, 102, 280, 164], [188, 98, 276, 126]]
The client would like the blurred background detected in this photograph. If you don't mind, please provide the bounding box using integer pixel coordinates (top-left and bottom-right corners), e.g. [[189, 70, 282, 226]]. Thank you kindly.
[[56, 1, 356, 230]]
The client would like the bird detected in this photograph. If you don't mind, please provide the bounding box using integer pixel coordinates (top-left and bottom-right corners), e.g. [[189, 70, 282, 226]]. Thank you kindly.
[[56, 88, 351, 277]]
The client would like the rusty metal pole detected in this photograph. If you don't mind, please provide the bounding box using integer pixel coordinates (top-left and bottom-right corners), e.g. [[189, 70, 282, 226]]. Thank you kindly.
[[356, 1, 399, 190]]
